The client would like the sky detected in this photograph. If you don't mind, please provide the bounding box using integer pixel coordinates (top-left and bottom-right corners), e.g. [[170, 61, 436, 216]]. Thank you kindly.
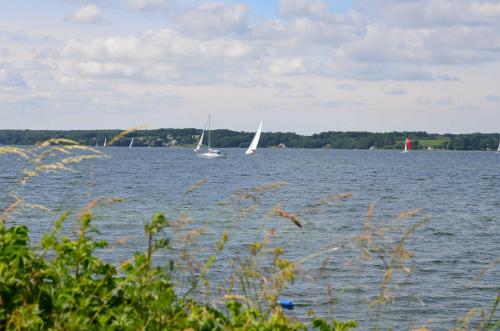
[[0, 0, 499, 134]]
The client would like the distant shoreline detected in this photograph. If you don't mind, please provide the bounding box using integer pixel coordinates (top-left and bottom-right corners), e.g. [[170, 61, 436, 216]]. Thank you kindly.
[[0, 129, 498, 151]]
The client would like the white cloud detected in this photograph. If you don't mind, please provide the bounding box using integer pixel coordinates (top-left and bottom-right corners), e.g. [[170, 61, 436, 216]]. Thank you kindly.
[[383, 83, 406, 95], [61, 30, 253, 63], [417, 96, 453, 105], [435, 97, 453, 105], [338, 25, 427, 64], [278, 0, 327, 18], [0, 68, 27, 87], [123, 0, 168, 11], [70, 4, 102, 23], [356, 0, 500, 28], [59, 29, 256, 86], [269, 58, 307, 75], [336, 63, 435, 81], [456, 105, 480, 112], [290, 15, 364, 44], [337, 84, 357, 90], [316, 99, 365, 109], [176, 3, 249, 39], [75, 62, 140, 79], [62, 36, 150, 61], [436, 74, 459, 81], [274, 86, 314, 98], [274, 82, 293, 89]]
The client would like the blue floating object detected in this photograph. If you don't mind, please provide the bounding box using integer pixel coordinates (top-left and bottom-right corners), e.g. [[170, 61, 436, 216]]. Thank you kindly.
[[277, 299, 294, 310]]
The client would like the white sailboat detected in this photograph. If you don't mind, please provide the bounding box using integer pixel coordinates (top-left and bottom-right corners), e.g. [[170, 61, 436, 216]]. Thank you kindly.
[[245, 121, 263, 155], [129, 137, 134, 148], [195, 114, 227, 159], [497, 141, 500, 153], [103, 137, 107, 147]]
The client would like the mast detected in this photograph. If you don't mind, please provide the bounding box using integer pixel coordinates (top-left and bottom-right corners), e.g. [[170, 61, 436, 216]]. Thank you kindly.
[[208, 114, 211, 150]]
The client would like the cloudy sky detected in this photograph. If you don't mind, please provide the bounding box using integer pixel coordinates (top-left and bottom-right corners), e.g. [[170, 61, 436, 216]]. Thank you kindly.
[[1, 0, 499, 133]]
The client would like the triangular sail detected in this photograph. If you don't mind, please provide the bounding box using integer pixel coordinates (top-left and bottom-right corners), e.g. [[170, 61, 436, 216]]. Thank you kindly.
[[194, 116, 209, 153], [246, 122, 263, 155], [194, 130, 204, 152], [103, 137, 107, 147], [129, 137, 134, 148], [497, 141, 500, 152]]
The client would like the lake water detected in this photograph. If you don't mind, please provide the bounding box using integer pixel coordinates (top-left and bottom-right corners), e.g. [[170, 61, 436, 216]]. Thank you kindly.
[[1, 147, 499, 329]]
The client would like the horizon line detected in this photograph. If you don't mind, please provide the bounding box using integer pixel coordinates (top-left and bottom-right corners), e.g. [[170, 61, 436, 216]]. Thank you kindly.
[[0, 128, 499, 136]]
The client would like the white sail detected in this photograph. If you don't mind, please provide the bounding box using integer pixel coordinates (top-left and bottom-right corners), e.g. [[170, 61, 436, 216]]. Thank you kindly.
[[402, 141, 408, 153], [129, 137, 134, 148], [245, 122, 263, 155], [194, 130, 204, 152], [103, 137, 107, 147], [497, 141, 500, 152]]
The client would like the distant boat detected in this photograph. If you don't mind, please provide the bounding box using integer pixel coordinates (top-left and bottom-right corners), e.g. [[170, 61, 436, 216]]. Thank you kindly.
[[277, 143, 286, 148], [245, 121, 263, 155], [129, 137, 134, 148], [195, 114, 227, 159], [497, 141, 500, 153], [402, 137, 412, 153], [369, 146, 376, 150], [103, 137, 107, 147]]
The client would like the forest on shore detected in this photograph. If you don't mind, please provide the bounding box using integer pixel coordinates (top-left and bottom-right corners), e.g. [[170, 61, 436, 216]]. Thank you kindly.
[[0, 129, 499, 150]]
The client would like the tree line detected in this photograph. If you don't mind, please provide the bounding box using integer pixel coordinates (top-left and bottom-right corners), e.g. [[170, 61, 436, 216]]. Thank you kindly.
[[0, 129, 498, 150]]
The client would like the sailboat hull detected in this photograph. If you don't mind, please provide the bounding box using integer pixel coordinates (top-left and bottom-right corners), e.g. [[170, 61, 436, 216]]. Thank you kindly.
[[197, 152, 227, 159], [245, 149, 256, 155]]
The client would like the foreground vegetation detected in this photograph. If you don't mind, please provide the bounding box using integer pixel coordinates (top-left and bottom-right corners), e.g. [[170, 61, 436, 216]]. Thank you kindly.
[[1, 212, 319, 330], [1, 129, 499, 150], [0, 139, 498, 330]]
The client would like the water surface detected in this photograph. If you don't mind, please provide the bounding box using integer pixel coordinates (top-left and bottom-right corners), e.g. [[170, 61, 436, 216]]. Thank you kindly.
[[1, 148, 499, 329]]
